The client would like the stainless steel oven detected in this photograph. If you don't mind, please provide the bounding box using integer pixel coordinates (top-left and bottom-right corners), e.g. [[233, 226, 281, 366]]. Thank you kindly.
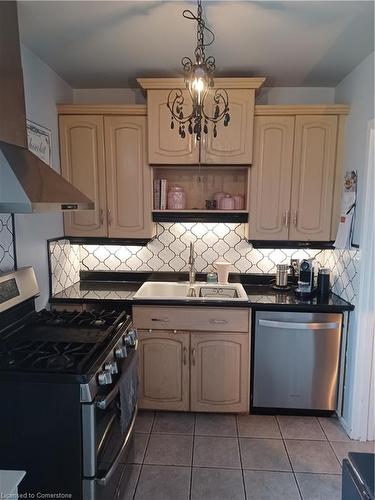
[[82, 338, 138, 500]]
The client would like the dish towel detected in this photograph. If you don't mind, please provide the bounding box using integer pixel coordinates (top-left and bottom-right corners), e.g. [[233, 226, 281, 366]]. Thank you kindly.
[[119, 349, 138, 434]]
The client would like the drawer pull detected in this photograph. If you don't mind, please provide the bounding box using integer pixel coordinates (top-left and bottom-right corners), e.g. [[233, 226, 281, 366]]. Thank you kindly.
[[151, 318, 170, 322], [209, 319, 228, 324], [183, 347, 187, 365], [191, 348, 196, 366]]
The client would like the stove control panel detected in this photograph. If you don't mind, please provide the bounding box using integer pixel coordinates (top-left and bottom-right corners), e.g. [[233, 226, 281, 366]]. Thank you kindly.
[[124, 329, 137, 347], [114, 346, 127, 359], [97, 370, 113, 386]]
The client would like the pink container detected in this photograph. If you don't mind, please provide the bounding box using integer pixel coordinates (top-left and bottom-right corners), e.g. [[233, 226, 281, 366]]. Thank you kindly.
[[213, 192, 226, 206], [167, 186, 186, 210], [233, 194, 245, 210], [219, 194, 235, 210]]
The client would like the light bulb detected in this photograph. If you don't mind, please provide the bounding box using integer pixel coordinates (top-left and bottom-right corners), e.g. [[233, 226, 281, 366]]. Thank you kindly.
[[192, 77, 205, 93]]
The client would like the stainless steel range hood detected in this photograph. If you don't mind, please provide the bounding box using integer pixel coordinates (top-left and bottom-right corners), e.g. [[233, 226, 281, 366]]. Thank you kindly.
[[0, 1, 94, 213]]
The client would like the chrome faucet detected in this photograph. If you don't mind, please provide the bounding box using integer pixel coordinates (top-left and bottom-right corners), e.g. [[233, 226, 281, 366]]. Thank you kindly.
[[187, 242, 196, 297]]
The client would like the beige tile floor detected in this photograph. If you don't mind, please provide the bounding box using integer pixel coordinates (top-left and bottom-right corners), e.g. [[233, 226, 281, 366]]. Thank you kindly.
[[120, 411, 374, 500]]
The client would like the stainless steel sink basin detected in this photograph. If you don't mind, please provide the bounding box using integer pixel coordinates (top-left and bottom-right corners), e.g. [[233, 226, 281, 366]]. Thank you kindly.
[[133, 282, 248, 301]]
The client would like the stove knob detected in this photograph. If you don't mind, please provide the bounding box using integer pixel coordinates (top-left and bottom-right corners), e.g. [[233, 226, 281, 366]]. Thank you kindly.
[[124, 329, 137, 347], [98, 370, 112, 386], [114, 346, 128, 359], [104, 361, 118, 375]]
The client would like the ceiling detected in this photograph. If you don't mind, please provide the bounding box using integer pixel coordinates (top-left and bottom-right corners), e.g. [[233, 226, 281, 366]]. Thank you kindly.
[[18, 1, 374, 88]]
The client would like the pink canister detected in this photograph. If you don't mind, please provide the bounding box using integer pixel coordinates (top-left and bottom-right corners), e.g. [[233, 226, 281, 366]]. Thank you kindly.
[[219, 194, 235, 210], [167, 186, 186, 210], [233, 194, 245, 210], [213, 192, 226, 206]]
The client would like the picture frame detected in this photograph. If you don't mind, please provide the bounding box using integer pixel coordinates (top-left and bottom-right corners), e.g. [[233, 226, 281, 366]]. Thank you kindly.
[[26, 119, 52, 166]]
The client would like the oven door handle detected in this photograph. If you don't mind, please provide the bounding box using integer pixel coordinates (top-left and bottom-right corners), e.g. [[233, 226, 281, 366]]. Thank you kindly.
[[95, 384, 119, 411], [96, 405, 138, 487]]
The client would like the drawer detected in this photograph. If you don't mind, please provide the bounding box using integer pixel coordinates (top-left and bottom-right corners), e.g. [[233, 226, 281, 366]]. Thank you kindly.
[[132, 306, 249, 332]]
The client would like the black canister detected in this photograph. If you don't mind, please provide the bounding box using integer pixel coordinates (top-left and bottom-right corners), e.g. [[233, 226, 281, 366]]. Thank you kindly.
[[317, 267, 331, 296]]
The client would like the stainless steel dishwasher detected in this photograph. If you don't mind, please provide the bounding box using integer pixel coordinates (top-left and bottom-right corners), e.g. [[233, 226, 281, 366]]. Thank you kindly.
[[253, 311, 343, 411]]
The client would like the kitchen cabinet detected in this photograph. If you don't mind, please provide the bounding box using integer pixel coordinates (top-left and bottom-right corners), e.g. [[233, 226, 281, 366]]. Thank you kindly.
[[137, 78, 264, 165], [58, 107, 155, 240], [59, 115, 107, 237], [137, 330, 190, 411], [190, 333, 249, 412], [133, 305, 250, 413], [248, 106, 349, 242]]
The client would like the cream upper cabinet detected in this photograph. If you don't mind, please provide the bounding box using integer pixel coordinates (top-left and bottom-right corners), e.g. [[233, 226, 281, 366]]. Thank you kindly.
[[249, 116, 295, 240], [147, 89, 199, 164], [104, 116, 154, 238], [248, 106, 348, 242], [59, 115, 107, 237], [58, 106, 155, 240], [190, 332, 249, 413], [138, 78, 265, 165], [137, 330, 190, 411], [289, 115, 338, 240], [202, 89, 255, 164]]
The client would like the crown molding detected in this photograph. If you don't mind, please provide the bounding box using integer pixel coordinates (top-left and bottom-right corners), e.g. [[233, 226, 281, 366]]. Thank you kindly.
[[137, 77, 266, 90], [255, 104, 350, 115], [57, 104, 147, 115]]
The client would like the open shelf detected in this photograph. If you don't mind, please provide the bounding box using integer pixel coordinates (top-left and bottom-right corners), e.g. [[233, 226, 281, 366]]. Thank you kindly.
[[153, 166, 249, 213]]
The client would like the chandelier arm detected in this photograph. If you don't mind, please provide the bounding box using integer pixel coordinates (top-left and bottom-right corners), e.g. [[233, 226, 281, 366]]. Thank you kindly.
[[201, 89, 230, 122], [167, 89, 195, 124]]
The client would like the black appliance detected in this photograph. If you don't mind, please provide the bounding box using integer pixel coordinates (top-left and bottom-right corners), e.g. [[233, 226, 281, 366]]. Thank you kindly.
[[295, 259, 315, 299], [0, 267, 138, 500], [342, 452, 374, 500]]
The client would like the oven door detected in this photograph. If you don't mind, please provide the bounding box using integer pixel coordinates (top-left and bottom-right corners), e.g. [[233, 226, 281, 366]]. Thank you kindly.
[[82, 347, 138, 500]]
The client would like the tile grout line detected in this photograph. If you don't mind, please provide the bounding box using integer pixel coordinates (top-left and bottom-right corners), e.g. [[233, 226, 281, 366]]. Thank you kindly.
[[236, 415, 248, 500], [132, 411, 156, 500], [316, 417, 344, 468], [275, 416, 304, 500], [189, 413, 196, 500]]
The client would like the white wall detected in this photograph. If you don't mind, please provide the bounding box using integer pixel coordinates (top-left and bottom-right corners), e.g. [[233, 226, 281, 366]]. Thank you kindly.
[[335, 52, 374, 245], [72, 86, 335, 105], [14, 45, 73, 309], [333, 52, 374, 437], [257, 87, 335, 104]]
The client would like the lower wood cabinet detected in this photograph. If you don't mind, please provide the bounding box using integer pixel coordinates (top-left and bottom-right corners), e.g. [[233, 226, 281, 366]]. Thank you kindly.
[[135, 307, 250, 414], [137, 330, 190, 411], [190, 333, 249, 413]]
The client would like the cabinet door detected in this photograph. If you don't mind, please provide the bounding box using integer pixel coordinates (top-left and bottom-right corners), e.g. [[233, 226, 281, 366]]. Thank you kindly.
[[59, 115, 107, 237], [289, 115, 338, 240], [147, 89, 199, 164], [249, 116, 295, 240], [202, 89, 255, 164], [138, 330, 190, 411], [190, 333, 249, 412], [104, 116, 154, 238]]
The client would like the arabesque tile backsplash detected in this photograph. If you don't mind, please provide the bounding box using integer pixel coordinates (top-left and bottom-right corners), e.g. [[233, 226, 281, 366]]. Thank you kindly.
[[49, 223, 359, 305], [0, 214, 15, 273]]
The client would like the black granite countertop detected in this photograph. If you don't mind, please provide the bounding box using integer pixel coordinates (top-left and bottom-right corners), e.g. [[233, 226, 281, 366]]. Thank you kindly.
[[50, 272, 354, 312]]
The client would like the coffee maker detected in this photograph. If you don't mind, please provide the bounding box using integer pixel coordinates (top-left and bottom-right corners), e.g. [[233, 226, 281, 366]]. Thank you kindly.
[[295, 259, 315, 298]]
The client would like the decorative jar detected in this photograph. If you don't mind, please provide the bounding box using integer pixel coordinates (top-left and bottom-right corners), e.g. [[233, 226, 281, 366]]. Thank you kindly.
[[167, 186, 186, 210]]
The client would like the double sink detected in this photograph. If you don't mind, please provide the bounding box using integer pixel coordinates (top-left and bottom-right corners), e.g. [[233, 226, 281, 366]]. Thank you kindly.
[[133, 281, 248, 302]]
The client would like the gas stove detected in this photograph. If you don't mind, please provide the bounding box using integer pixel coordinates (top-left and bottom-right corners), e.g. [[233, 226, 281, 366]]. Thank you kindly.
[[0, 308, 131, 377], [0, 267, 139, 500]]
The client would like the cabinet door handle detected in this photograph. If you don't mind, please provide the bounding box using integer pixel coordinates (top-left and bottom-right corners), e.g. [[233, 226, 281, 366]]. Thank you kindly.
[[99, 208, 105, 226], [292, 210, 298, 226], [151, 318, 170, 323], [107, 209, 112, 226], [191, 348, 196, 366], [183, 347, 187, 365], [209, 319, 228, 324], [283, 209, 290, 227]]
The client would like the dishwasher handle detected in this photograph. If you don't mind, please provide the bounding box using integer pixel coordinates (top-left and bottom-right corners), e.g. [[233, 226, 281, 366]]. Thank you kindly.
[[258, 319, 340, 330]]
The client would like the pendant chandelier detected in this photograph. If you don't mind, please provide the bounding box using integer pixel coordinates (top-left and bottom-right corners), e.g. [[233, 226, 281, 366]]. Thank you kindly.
[[167, 0, 230, 141]]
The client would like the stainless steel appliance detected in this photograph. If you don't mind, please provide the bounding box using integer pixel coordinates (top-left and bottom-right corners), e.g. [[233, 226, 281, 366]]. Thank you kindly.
[[253, 311, 343, 411], [342, 453, 374, 500], [0, 267, 138, 500], [274, 264, 290, 289]]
